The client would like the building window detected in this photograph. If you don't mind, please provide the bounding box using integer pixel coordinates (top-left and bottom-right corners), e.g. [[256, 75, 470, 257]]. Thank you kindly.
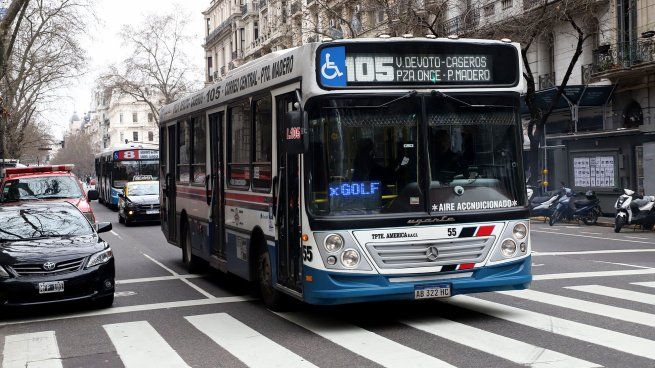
[[239, 28, 245, 54], [133, 131, 138, 142], [148, 113, 154, 122], [177, 120, 191, 182], [227, 100, 251, 188], [501, 0, 512, 10], [120, 132, 124, 143], [119, 113, 124, 124], [206, 18, 211, 35], [253, 96, 272, 190], [254, 21, 259, 40], [192, 117, 207, 184], [207, 56, 213, 78], [148, 131, 154, 141], [132, 113, 138, 123], [376, 10, 385, 24], [484, 3, 495, 16]]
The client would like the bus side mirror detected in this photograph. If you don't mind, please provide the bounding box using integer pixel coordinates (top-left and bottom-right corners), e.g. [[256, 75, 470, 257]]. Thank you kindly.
[[282, 110, 308, 154]]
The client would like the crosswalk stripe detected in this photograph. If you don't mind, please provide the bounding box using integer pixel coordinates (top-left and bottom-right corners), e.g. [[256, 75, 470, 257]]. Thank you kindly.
[[277, 312, 456, 368], [185, 313, 317, 368], [403, 317, 601, 368], [103, 321, 190, 368], [533, 269, 655, 280], [447, 295, 655, 360], [566, 285, 655, 305], [632, 281, 655, 288], [2, 331, 62, 368], [498, 289, 655, 327]]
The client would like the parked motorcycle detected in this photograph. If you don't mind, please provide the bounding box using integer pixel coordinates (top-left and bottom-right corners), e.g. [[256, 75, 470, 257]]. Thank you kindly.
[[549, 188, 602, 226], [614, 189, 655, 232], [529, 184, 567, 219]]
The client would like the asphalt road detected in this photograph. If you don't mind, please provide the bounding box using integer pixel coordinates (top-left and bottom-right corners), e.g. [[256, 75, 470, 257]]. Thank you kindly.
[[2, 204, 655, 368]]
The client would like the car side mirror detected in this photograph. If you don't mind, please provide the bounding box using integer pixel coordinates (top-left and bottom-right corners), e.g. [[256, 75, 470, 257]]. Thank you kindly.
[[87, 189, 99, 201], [95, 222, 112, 233], [117, 193, 125, 199]]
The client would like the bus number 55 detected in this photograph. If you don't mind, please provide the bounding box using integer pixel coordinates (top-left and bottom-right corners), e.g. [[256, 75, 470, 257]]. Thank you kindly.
[[302, 245, 313, 262], [448, 228, 457, 237]]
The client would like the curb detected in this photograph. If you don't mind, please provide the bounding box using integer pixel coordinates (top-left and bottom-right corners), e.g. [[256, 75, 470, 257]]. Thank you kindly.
[[529, 216, 639, 230]]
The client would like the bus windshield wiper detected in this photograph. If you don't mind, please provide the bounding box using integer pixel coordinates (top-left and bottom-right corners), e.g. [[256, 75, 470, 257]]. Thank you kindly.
[[431, 90, 514, 108], [323, 90, 418, 109]]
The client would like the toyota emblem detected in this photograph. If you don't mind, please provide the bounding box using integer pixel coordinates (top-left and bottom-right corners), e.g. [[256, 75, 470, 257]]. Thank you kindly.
[[42, 261, 56, 271], [425, 246, 439, 262]]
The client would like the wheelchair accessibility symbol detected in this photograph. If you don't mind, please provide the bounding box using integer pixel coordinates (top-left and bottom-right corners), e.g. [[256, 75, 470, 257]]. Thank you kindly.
[[319, 46, 346, 87]]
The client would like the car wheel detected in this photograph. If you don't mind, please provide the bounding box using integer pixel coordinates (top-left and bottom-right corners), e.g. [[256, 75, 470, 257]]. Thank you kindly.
[[94, 293, 114, 309], [118, 214, 124, 224], [181, 222, 201, 273], [257, 244, 286, 310]]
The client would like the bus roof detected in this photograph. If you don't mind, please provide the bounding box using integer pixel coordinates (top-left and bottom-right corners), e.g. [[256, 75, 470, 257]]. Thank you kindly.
[[159, 38, 524, 124], [96, 143, 159, 158]]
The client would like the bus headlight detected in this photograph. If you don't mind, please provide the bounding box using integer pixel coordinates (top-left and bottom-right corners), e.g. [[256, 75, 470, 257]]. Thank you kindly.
[[512, 223, 527, 240], [500, 239, 517, 258], [341, 249, 360, 268], [324, 234, 344, 253]]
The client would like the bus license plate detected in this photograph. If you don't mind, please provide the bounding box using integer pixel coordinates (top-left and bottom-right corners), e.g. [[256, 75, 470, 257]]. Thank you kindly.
[[414, 285, 450, 299], [146, 209, 159, 215], [38, 281, 64, 294]]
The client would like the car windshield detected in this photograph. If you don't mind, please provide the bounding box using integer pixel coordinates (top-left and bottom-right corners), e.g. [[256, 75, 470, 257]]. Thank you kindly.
[[127, 182, 158, 196], [0, 207, 94, 241], [1, 176, 83, 201], [307, 95, 524, 216], [112, 160, 159, 188]]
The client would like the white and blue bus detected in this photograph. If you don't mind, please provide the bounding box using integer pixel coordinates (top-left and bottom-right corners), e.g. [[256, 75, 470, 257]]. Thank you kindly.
[[95, 144, 159, 208], [158, 37, 531, 307]]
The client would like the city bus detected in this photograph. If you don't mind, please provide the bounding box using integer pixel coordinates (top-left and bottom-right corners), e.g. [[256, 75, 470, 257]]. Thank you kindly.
[[95, 144, 159, 208], [158, 37, 531, 307]]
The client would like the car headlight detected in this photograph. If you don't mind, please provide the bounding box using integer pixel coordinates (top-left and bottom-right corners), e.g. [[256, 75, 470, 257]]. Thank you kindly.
[[86, 248, 113, 268], [0, 266, 10, 278], [512, 223, 527, 240], [500, 239, 517, 258], [341, 249, 360, 268], [324, 234, 344, 253]]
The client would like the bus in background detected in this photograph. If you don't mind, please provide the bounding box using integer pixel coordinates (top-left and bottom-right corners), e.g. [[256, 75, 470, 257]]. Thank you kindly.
[[159, 37, 530, 308], [95, 144, 159, 208]]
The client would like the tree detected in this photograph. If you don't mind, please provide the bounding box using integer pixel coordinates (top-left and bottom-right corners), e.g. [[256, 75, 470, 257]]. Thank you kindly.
[[50, 130, 96, 179], [1, 0, 89, 159], [101, 10, 200, 123]]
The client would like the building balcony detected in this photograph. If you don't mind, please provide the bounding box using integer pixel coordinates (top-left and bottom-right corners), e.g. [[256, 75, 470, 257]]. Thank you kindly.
[[538, 72, 555, 90], [258, 0, 267, 10], [242, 2, 259, 17], [443, 10, 480, 35], [205, 19, 233, 46], [523, 0, 557, 11], [591, 40, 655, 78]]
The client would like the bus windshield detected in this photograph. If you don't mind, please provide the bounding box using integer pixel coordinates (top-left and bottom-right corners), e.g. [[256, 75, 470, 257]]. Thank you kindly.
[[307, 95, 524, 216], [112, 160, 159, 188]]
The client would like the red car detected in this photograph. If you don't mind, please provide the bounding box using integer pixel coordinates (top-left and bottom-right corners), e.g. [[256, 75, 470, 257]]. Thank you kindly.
[[0, 165, 99, 224]]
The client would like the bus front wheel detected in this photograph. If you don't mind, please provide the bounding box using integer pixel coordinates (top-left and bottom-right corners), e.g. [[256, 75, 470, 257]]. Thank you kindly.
[[257, 246, 286, 310]]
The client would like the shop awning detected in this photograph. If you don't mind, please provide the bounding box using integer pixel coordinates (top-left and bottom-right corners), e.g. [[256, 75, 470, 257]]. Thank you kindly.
[[521, 84, 616, 113]]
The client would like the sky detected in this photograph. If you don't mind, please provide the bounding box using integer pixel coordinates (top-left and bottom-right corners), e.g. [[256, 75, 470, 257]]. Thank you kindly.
[[48, 0, 207, 140]]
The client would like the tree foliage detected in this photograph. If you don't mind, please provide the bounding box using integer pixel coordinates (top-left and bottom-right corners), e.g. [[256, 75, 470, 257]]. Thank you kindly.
[[50, 130, 96, 179]]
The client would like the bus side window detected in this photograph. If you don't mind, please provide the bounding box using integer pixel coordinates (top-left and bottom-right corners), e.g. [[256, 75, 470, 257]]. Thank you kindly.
[[227, 99, 252, 189], [192, 115, 207, 185], [177, 120, 191, 183], [252, 96, 272, 191]]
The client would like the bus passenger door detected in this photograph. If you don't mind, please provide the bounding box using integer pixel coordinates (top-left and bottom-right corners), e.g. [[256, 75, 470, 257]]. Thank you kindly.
[[163, 124, 177, 242], [275, 92, 302, 292], [209, 112, 225, 259]]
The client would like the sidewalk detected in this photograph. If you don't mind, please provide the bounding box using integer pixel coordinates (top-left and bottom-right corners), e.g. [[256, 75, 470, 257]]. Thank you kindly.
[[530, 216, 650, 231]]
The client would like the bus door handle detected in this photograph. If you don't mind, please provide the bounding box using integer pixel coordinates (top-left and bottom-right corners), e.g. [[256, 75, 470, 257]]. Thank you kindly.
[[204, 174, 212, 205], [164, 173, 171, 197], [273, 169, 283, 227]]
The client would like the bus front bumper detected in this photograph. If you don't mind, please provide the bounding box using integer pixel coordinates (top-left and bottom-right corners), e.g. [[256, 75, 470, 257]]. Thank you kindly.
[[302, 256, 531, 305]]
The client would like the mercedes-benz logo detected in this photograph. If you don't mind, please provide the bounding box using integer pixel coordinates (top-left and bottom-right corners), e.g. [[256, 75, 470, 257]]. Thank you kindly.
[[42, 261, 56, 271], [425, 246, 439, 262]]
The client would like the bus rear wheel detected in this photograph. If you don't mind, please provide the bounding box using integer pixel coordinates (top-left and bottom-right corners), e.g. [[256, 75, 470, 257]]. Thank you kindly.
[[181, 221, 201, 273], [257, 246, 286, 310]]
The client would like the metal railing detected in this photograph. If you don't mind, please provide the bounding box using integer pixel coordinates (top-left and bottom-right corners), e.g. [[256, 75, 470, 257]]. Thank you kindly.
[[591, 40, 655, 74], [581, 63, 593, 84], [538, 72, 555, 90], [443, 9, 480, 35], [523, 0, 556, 10], [205, 19, 232, 45]]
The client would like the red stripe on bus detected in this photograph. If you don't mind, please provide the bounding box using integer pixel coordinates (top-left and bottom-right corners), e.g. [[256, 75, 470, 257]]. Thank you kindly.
[[225, 192, 272, 204], [458, 263, 475, 270], [475, 225, 495, 237], [177, 186, 208, 195]]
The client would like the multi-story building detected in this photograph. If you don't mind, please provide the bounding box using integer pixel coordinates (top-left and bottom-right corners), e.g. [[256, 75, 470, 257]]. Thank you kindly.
[[89, 88, 159, 151]]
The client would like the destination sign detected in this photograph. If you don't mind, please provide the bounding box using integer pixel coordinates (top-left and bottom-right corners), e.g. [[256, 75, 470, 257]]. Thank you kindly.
[[318, 42, 519, 88]]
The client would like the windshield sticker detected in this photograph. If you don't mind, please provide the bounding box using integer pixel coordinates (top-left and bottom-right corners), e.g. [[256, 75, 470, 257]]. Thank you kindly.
[[433, 200, 518, 212]]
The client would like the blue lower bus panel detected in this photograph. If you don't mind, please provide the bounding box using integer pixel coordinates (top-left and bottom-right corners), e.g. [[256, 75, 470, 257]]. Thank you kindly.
[[302, 257, 531, 305]]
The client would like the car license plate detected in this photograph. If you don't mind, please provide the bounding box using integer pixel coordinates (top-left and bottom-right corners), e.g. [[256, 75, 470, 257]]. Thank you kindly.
[[414, 285, 451, 299], [146, 209, 159, 215], [38, 281, 64, 294]]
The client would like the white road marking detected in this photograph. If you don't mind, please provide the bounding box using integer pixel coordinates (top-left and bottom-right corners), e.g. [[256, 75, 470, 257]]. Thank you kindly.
[[115, 274, 205, 285], [0, 296, 251, 327], [533, 248, 655, 256], [141, 253, 214, 299], [403, 317, 600, 368], [632, 281, 655, 289], [499, 289, 655, 327], [186, 313, 317, 368], [533, 268, 655, 280], [109, 230, 122, 239], [625, 236, 650, 240], [532, 230, 653, 244], [2, 331, 62, 368], [104, 321, 190, 368], [580, 231, 602, 235], [447, 295, 655, 360], [591, 260, 651, 269], [531, 263, 544, 267], [566, 285, 655, 306], [277, 312, 456, 368], [114, 291, 137, 298]]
